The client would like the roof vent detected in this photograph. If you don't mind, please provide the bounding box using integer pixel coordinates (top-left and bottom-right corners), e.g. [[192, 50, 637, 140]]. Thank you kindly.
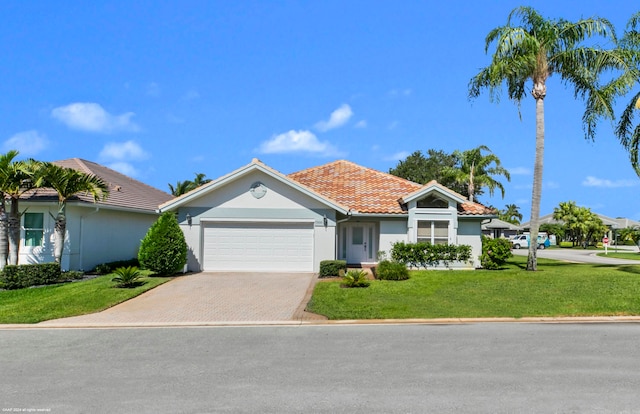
[[114, 185, 122, 192]]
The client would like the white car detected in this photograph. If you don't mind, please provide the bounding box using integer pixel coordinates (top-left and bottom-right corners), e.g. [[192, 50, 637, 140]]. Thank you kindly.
[[510, 234, 550, 250]]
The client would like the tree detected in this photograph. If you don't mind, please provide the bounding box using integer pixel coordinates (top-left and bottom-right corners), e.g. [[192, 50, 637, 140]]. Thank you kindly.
[[138, 211, 187, 275], [618, 226, 640, 251], [469, 7, 626, 270], [168, 173, 212, 196], [552, 201, 605, 246], [499, 203, 523, 225], [0, 150, 20, 269], [40, 163, 110, 264], [441, 145, 510, 202]]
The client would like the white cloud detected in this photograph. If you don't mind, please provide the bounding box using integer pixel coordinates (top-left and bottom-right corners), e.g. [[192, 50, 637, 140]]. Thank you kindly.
[[354, 120, 367, 129], [106, 162, 139, 177], [384, 151, 410, 161], [3, 130, 48, 155], [51, 102, 139, 133], [389, 88, 412, 97], [582, 176, 639, 188], [258, 130, 340, 155], [99, 140, 149, 161], [315, 104, 353, 132], [509, 167, 531, 175]]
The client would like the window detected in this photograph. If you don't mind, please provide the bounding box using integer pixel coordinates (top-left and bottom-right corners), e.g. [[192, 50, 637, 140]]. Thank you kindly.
[[417, 220, 449, 245], [24, 213, 44, 247], [417, 195, 448, 209]]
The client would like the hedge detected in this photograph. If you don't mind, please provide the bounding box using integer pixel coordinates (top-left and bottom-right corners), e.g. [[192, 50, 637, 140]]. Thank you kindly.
[[0, 263, 62, 290], [319, 260, 347, 277], [390, 241, 472, 268]]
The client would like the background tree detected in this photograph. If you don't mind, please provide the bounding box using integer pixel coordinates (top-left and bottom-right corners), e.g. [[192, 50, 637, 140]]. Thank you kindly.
[[138, 211, 187, 275], [618, 226, 640, 251], [469, 7, 627, 270], [168, 173, 212, 196], [499, 203, 523, 225], [441, 145, 510, 202], [552, 201, 606, 246], [40, 163, 110, 264], [0, 150, 20, 269]]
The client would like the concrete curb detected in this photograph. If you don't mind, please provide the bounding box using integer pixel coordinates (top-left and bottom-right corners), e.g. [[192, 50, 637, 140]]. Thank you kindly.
[[2, 316, 640, 330]]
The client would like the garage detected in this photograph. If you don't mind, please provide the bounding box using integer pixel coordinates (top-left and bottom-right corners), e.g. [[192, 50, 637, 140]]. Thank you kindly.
[[202, 221, 315, 272]]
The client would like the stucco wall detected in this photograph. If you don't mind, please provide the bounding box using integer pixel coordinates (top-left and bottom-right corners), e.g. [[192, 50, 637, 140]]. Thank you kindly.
[[457, 219, 483, 268], [378, 220, 408, 258]]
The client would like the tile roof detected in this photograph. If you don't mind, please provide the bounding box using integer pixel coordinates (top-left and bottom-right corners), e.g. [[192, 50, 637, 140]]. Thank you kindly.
[[22, 158, 173, 212], [288, 160, 494, 216]]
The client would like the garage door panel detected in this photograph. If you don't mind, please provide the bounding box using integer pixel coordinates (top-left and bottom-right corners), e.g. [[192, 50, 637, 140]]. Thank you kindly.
[[203, 222, 314, 271]]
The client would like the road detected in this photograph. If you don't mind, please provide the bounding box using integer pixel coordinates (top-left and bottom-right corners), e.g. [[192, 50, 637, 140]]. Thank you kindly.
[[2, 323, 640, 413], [511, 245, 640, 265]]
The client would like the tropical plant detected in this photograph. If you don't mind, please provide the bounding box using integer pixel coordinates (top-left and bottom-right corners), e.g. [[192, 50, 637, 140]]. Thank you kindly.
[[168, 173, 212, 196], [39, 163, 110, 264], [341, 269, 370, 288], [552, 201, 606, 246], [441, 145, 510, 202], [111, 266, 144, 288], [618, 226, 640, 251], [499, 204, 523, 225], [389, 150, 468, 195], [480, 236, 512, 270], [0, 150, 20, 270], [469, 6, 630, 270], [375, 260, 410, 281], [138, 211, 187, 275]]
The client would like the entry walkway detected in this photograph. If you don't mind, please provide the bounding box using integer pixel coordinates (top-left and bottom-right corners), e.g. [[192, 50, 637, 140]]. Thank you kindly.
[[38, 272, 318, 327]]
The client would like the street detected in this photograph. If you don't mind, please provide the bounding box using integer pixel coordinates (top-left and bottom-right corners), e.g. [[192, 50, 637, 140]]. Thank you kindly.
[[2, 323, 640, 413]]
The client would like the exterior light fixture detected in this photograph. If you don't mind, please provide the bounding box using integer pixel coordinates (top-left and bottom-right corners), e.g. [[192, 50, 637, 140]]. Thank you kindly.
[[186, 213, 192, 226]]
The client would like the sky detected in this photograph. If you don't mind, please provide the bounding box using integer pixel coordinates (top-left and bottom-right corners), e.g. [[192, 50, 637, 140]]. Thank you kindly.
[[1, 0, 640, 222]]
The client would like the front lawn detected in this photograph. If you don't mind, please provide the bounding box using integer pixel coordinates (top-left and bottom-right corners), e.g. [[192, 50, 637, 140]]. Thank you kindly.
[[596, 252, 640, 260], [0, 273, 171, 324], [307, 256, 640, 319]]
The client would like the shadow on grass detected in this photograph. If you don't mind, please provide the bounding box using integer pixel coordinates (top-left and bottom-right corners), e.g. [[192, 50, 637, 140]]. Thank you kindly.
[[617, 265, 640, 275]]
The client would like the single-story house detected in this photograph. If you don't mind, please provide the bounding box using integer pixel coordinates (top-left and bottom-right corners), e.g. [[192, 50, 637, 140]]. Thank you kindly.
[[481, 218, 520, 239], [158, 159, 495, 272], [19, 158, 173, 271], [520, 213, 640, 241]]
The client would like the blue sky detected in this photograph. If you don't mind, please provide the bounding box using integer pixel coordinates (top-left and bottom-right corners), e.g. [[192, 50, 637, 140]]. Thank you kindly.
[[1, 0, 639, 221]]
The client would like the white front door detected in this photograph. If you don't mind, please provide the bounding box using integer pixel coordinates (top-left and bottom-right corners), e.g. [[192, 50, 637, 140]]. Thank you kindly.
[[345, 223, 375, 264]]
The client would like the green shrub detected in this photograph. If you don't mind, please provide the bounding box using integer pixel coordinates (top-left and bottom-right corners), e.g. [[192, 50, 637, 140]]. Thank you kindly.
[[480, 237, 512, 270], [319, 260, 347, 277], [0, 263, 62, 290], [138, 212, 187, 276], [341, 269, 370, 288], [60, 270, 85, 282], [94, 258, 139, 275], [375, 260, 410, 280], [390, 242, 472, 268], [112, 266, 144, 288], [559, 241, 573, 248]]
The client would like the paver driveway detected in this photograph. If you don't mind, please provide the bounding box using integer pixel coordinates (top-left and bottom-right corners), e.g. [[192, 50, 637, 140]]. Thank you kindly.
[[38, 272, 317, 327]]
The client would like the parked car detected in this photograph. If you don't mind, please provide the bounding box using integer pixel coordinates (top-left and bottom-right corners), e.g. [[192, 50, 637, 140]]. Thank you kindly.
[[510, 234, 550, 250]]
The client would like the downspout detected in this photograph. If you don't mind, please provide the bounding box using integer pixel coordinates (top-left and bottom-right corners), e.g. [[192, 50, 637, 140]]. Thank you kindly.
[[78, 207, 100, 271]]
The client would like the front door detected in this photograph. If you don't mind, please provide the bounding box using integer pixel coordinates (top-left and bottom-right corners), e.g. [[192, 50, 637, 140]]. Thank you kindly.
[[346, 223, 375, 264]]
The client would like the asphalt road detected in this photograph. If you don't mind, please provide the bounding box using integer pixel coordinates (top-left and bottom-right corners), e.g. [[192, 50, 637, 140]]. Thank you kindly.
[[2, 323, 640, 413], [511, 245, 640, 265]]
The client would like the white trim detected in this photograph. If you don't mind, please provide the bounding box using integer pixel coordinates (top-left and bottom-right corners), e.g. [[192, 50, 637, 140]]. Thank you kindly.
[[199, 218, 316, 224]]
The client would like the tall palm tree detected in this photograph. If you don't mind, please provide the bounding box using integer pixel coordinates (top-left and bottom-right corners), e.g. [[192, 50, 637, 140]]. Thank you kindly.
[[3, 158, 42, 265], [442, 145, 510, 202], [0, 150, 20, 269], [191, 173, 211, 188], [40, 163, 109, 264], [168, 180, 193, 197], [500, 203, 523, 225], [469, 7, 629, 270]]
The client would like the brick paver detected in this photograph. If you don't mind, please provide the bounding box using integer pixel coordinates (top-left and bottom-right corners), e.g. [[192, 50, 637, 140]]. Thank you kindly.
[[38, 272, 316, 327]]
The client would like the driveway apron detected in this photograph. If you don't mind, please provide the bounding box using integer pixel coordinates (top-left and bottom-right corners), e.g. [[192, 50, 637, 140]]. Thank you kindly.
[[38, 272, 315, 327]]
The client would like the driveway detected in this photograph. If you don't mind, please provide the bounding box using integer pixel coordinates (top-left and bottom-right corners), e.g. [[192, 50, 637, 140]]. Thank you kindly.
[[38, 272, 320, 327]]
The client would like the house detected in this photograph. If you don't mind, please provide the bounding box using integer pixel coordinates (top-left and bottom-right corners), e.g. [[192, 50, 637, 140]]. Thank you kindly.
[[481, 218, 520, 239], [520, 212, 640, 241], [19, 159, 173, 271], [158, 159, 495, 272]]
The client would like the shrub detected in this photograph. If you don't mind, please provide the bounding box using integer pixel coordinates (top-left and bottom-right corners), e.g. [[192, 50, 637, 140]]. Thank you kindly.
[[59, 270, 85, 282], [319, 260, 347, 277], [93, 258, 139, 275], [559, 241, 573, 248], [138, 212, 187, 276], [0, 263, 62, 290], [112, 266, 144, 288], [480, 237, 512, 270], [341, 269, 370, 288], [390, 242, 472, 268], [375, 260, 410, 280]]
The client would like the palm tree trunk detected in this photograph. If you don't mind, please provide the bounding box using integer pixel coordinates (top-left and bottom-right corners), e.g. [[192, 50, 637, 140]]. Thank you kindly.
[[54, 204, 66, 264], [8, 197, 20, 266], [0, 198, 7, 270], [527, 88, 546, 271]]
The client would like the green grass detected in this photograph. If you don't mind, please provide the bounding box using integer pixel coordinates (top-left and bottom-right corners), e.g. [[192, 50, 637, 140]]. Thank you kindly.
[[307, 255, 640, 319], [596, 252, 640, 260], [0, 273, 171, 324]]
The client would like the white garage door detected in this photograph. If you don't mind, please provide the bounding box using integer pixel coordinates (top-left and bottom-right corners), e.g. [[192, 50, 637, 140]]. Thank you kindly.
[[202, 222, 314, 271]]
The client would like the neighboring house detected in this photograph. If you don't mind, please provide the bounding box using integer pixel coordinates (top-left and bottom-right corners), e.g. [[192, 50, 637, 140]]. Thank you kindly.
[[520, 213, 640, 240], [19, 159, 173, 271], [158, 159, 495, 272], [481, 218, 519, 239]]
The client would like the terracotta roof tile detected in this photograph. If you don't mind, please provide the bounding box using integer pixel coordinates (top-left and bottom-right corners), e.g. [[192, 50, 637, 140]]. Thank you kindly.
[[22, 158, 173, 212], [289, 160, 494, 216]]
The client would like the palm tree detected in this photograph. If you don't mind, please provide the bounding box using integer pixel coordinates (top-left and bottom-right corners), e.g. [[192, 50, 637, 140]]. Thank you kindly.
[[192, 173, 211, 188], [168, 180, 193, 197], [499, 203, 523, 225], [40, 163, 109, 264], [0, 150, 20, 269], [3, 158, 42, 265], [469, 7, 628, 270], [442, 145, 510, 202]]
